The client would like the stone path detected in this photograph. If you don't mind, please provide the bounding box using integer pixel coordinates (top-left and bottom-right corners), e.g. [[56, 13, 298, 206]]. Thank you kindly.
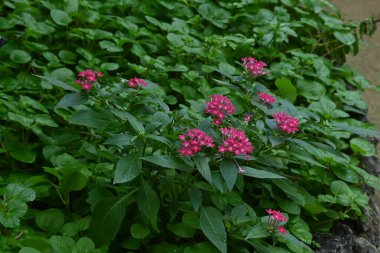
[[330, 0, 380, 153]]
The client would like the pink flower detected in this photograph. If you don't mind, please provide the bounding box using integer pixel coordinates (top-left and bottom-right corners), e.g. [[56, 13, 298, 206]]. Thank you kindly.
[[273, 112, 299, 134], [205, 94, 235, 125], [128, 77, 148, 89], [258, 92, 276, 105], [244, 114, 252, 123], [241, 57, 268, 77], [178, 129, 215, 157], [76, 69, 103, 91], [278, 226, 286, 235], [218, 127, 253, 159], [265, 209, 287, 235], [81, 82, 93, 91]]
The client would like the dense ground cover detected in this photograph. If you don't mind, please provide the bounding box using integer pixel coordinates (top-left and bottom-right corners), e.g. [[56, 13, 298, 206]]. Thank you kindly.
[[0, 0, 379, 252]]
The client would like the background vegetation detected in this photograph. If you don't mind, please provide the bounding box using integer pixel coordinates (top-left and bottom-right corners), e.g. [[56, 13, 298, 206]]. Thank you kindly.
[[0, 0, 379, 252]]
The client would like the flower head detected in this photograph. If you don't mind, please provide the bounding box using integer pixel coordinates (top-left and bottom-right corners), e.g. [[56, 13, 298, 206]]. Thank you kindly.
[[205, 94, 235, 125], [244, 114, 252, 123], [128, 77, 148, 89], [273, 112, 299, 134], [76, 69, 103, 91], [178, 129, 215, 156], [218, 127, 253, 159], [241, 57, 268, 77], [258, 92, 276, 105], [265, 209, 287, 235]]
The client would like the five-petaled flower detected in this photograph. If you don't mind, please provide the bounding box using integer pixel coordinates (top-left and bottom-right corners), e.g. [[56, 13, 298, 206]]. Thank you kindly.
[[242, 57, 268, 77], [128, 77, 148, 89], [205, 94, 236, 125], [218, 127, 253, 159], [266, 209, 287, 235], [178, 129, 215, 156], [76, 69, 103, 91], [273, 112, 299, 134], [258, 92, 276, 105]]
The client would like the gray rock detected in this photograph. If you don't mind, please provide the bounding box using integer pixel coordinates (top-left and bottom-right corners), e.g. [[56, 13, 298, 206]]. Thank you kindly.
[[353, 237, 378, 253]]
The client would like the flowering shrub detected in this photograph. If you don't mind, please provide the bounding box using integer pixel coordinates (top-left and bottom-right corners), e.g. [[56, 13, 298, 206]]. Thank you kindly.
[[127, 77, 148, 89], [218, 127, 253, 159], [242, 57, 268, 77], [76, 69, 103, 91], [179, 129, 214, 156], [273, 112, 300, 134]]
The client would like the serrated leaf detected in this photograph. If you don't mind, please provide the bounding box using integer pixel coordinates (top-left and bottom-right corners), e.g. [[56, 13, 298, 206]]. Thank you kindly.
[[200, 207, 227, 253]]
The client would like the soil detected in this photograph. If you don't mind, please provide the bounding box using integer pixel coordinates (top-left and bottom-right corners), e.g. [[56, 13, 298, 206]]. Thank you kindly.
[[330, 0, 380, 154]]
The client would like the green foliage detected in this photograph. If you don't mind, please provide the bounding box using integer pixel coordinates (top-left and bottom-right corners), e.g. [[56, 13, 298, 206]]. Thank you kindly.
[[0, 0, 379, 252]]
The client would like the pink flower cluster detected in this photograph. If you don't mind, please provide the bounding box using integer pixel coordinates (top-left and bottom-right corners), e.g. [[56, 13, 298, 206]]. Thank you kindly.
[[244, 114, 252, 123], [258, 92, 276, 105], [241, 57, 268, 77], [273, 112, 299, 134], [178, 129, 215, 156], [205, 94, 236, 125], [128, 77, 148, 89], [218, 127, 253, 159], [76, 69, 103, 91], [266, 209, 287, 235]]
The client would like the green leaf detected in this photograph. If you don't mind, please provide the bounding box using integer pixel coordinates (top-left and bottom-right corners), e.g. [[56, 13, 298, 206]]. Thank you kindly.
[[0, 199, 28, 228], [188, 188, 203, 212], [55, 92, 88, 108], [220, 159, 238, 192], [275, 77, 297, 103], [50, 9, 72, 26], [241, 166, 285, 179], [7, 184, 35, 202], [100, 62, 119, 71], [131, 223, 150, 239], [198, 3, 230, 29], [59, 172, 89, 193], [280, 232, 312, 251], [200, 207, 227, 253], [36, 209, 65, 233], [140, 155, 191, 170], [34, 75, 79, 91], [290, 219, 312, 244], [75, 237, 95, 253], [137, 179, 160, 230], [71, 110, 110, 129], [167, 223, 195, 238], [350, 138, 376, 156], [245, 224, 271, 239], [49, 236, 76, 253], [194, 156, 213, 184], [19, 247, 41, 253], [89, 188, 137, 245], [297, 79, 325, 100], [333, 31, 356, 45], [331, 122, 380, 137], [330, 180, 352, 196], [114, 152, 142, 184], [10, 50, 32, 63], [99, 40, 123, 52], [111, 110, 144, 133]]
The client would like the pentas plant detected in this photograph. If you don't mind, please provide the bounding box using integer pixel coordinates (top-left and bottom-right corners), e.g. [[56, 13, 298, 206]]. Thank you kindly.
[[76, 69, 103, 91], [31, 54, 379, 253], [242, 57, 268, 77]]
